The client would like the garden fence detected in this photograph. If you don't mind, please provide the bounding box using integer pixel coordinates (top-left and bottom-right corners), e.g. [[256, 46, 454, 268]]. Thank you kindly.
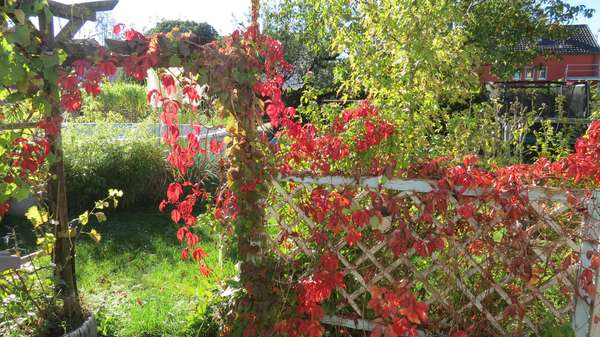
[[267, 175, 600, 337], [61, 123, 227, 142]]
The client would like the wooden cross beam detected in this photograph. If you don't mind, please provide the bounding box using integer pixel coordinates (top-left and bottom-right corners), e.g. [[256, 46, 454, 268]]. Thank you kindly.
[[44, 0, 119, 43]]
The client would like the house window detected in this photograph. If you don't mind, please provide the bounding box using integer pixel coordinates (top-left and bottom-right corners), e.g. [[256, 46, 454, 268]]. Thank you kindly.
[[512, 70, 521, 80], [537, 66, 547, 80], [525, 67, 534, 80]]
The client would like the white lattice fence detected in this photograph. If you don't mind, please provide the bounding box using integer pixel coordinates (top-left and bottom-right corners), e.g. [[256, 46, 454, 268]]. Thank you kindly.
[[266, 176, 600, 337]]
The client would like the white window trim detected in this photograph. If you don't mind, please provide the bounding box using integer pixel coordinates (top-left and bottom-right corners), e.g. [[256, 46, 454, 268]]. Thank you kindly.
[[524, 67, 534, 80], [537, 66, 547, 80]]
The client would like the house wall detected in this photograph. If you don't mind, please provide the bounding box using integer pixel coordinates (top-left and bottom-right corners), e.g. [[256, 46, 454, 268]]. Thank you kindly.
[[480, 53, 600, 82]]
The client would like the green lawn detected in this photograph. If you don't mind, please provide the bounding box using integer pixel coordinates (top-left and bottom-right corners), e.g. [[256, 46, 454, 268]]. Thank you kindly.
[[75, 210, 237, 337]]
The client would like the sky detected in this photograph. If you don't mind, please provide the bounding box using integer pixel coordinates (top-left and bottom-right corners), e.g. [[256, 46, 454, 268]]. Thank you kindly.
[[61, 0, 251, 38], [566, 0, 600, 37], [60, 0, 599, 41]]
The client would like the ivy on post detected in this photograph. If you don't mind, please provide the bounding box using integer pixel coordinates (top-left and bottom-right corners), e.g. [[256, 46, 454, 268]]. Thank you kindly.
[[585, 189, 600, 337]]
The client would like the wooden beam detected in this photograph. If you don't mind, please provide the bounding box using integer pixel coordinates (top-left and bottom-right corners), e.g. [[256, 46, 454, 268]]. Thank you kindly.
[[75, 0, 119, 12], [37, 9, 54, 45], [47, 0, 96, 21], [48, 0, 119, 21], [55, 17, 85, 42], [0, 122, 39, 131]]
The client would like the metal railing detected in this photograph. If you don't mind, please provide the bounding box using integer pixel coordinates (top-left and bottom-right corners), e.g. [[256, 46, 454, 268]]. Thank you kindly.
[[565, 64, 600, 80]]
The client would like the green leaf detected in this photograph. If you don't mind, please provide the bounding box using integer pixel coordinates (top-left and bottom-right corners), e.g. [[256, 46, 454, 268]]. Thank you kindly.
[[369, 216, 380, 227], [169, 55, 182, 67], [491, 228, 507, 243], [6, 25, 31, 47], [12, 187, 31, 202]]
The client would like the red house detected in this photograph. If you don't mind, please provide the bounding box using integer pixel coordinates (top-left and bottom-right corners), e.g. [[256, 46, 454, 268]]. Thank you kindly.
[[480, 25, 600, 83]]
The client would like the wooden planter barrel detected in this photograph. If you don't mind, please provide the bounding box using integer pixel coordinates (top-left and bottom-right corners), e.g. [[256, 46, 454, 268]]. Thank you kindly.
[[62, 316, 97, 337]]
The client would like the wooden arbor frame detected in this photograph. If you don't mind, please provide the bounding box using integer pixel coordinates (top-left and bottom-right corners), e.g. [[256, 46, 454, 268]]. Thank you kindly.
[[1, 0, 118, 326]]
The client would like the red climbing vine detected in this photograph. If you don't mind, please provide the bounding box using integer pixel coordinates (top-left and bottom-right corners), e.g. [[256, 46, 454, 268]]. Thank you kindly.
[[49, 17, 600, 337]]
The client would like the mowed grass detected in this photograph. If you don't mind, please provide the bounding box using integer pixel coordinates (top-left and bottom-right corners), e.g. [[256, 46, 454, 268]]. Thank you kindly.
[[76, 210, 237, 337]]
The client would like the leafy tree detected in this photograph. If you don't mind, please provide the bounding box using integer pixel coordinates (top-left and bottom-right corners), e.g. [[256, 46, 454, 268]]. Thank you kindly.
[[262, 0, 594, 165], [146, 19, 219, 44], [262, 1, 341, 105]]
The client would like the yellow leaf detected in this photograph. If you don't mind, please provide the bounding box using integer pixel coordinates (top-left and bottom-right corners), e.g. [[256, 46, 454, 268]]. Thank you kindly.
[[95, 212, 107, 223], [13, 9, 25, 25], [78, 211, 89, 225], [25, 206, 48, 228], [90, 229, 102, 243]]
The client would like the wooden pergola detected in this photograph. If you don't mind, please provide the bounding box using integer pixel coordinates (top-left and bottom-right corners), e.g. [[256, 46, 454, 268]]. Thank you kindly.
[[1, 0, 118, 326]]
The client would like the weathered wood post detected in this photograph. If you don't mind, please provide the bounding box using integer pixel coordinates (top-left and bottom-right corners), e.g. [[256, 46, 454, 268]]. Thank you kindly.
[[38, 0, 119, 326], [573, 189, 600, 337]]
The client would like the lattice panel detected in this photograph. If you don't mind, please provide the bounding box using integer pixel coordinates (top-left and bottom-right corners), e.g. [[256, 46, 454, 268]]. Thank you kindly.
[[266, 177, 588, 337]]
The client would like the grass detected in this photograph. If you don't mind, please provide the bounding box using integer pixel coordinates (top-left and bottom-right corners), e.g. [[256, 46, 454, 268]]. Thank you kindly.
[[75, 209, 237, 337]]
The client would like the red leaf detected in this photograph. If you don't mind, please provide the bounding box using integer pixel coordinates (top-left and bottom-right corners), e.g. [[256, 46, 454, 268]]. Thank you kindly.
[[192, 248, 208, 261], [161, 74, 177, 96], [199, 264, 212, 276], [167, 183, 183, 203], [171, 209, 181, 223], [113, 23, 125, 34], [176, 226, 188, 241], [181, 248, 189, 260], [209, 139, 223, 154], [413, 240, 430, 257], [147, 89, 162, 104], [320, 252, 339, 271]]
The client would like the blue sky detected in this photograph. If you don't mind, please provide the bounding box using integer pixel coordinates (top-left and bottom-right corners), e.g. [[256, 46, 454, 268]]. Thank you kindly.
[[566, 0, 600, 37], [61, 0, 599, 40]]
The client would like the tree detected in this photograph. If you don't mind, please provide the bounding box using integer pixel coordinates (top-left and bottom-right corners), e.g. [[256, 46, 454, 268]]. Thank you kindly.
[[146, 19, 219, 44], [262, 0, 594, 166], [262, 1, 340, 105]]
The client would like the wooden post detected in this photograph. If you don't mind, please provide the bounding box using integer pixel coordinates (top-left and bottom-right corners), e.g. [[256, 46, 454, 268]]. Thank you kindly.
[[573, 189, 600, 337], [39, 7, 84, 326], [588, 190, 600, 337]]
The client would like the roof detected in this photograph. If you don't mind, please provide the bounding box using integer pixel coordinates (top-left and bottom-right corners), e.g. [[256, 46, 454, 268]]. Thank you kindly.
[[516, 24, 600, 54]]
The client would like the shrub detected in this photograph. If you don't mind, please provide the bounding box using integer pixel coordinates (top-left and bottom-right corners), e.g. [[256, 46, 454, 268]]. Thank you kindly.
[[63, 123, 169, 212], [74, 81, 153, 123], [63, 123, 220, 212]]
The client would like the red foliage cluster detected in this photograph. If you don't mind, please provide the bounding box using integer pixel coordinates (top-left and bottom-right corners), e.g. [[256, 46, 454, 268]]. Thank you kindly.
[[56, 20, 600, 337], [279, 101, 395, 175], [369, 283, 427, 337], [275, 252, 345, 337], [0, 117, 60, 217], [277, 98, 600, 335]]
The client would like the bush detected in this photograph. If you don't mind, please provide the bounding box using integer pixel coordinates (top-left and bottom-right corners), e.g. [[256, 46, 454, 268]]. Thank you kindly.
[[63, 123, 220, 212], [63, 123, 170, 212], [74, 81, 153, 123]]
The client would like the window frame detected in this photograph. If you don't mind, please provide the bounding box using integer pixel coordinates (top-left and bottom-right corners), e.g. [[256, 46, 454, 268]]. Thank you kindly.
[[537, 66, 547, 80], [512, 70, 521, 80], [524, 66, 534, 80]]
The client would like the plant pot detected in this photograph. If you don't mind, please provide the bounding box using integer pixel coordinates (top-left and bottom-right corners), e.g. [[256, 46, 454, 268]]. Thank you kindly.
[[7, 195, 36, 218], [62, 315, 97, 337]]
